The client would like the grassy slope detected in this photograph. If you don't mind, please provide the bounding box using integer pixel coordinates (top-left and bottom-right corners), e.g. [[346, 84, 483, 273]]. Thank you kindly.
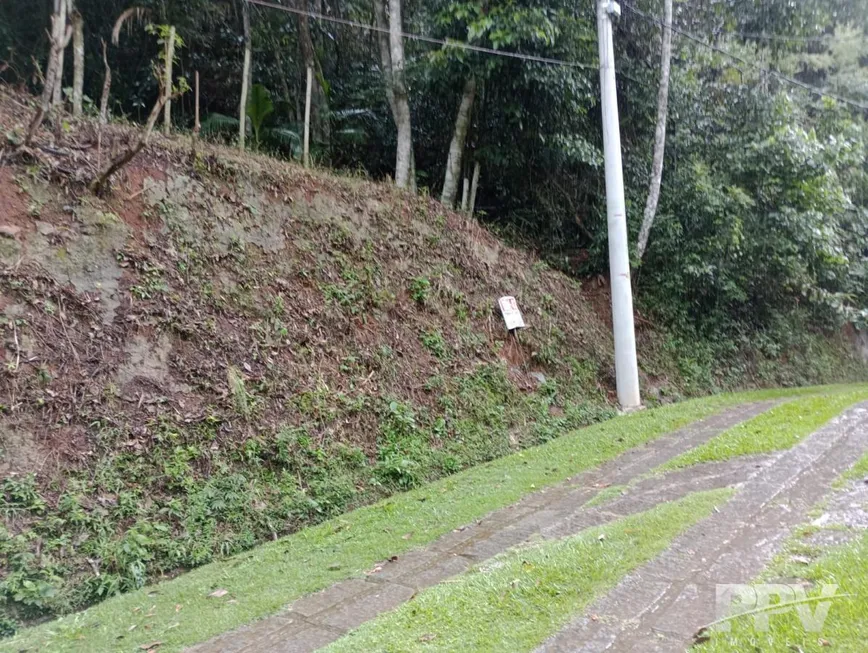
[[325, 490, 734, 653], [0, 387, 834, 653], [658, 389, 868, 471]]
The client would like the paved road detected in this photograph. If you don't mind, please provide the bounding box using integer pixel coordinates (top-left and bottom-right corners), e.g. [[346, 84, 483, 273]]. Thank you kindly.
[[537, 402, 868, 652]]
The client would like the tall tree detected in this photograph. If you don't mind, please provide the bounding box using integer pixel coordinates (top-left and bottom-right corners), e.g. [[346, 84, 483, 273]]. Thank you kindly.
[[163, 25, 176, 134], [374, 0, 415, 190], [71, 1, 85, 116], [388, 0, 413, 189], [51, 0, 71, 108], [21, 0, 72, 146], [440, 77, 476, 207], [238, 0, 251, 150], [635, 0, 673, 262], [373, 0, 397, 121]]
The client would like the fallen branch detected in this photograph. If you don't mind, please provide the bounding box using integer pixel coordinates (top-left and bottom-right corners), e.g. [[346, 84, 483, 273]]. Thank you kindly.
[[89, 89, 173, 195]]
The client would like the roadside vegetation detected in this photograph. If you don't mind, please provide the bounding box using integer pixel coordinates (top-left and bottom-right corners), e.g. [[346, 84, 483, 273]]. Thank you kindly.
[[325, 489, 734, 653], [699, 536, 868, 652], [0, 388, 828, 651]]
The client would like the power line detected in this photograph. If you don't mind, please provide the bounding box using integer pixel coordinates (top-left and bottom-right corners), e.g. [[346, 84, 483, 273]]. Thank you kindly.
[[721, 30, 865, 44], [622, 3, 868, 111], [246, 0, 595, 70]]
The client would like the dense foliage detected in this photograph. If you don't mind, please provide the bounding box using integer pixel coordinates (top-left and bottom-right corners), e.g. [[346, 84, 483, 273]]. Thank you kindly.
[[2, 0, 866, 337]]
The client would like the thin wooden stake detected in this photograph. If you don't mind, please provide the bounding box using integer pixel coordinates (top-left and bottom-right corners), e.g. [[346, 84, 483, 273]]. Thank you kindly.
[[163, 25, 176, 135], [99, 39, 111, 124], [194, 71, 200, 134], [191, 70, 200, 158], [98, 38, 111, 171], [468, 161, 480, 217], [238, 2, 251, 151], [303, 65, 313, 167]]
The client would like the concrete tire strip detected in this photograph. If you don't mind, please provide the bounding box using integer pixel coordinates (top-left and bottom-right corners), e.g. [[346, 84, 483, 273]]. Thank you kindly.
[[187, 400, 779, 653], [537, 401, 868, 653]]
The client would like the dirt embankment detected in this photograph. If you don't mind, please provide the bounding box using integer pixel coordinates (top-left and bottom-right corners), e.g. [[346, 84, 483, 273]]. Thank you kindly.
[[0, 87, 864, 627], [0, 87, 639, 625]]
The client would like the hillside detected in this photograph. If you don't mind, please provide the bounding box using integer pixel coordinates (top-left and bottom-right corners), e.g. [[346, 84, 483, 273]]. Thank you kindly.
[[0, 87, 865, 631]]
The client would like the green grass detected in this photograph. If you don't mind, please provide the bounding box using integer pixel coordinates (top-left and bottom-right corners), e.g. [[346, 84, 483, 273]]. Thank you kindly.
[[658, 389, 868, 472], [838, 451, 868, 485], [697, 533, 868, 652], [1, 385, 857, 653], [583, 484, 627, 508], [324, 489, 734, 653]]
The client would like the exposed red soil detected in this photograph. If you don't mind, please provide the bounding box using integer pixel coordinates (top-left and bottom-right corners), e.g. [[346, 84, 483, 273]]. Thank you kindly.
[[0, 168, 31, 234]]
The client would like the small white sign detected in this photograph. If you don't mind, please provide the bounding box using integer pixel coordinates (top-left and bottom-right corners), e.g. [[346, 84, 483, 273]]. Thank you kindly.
[[498, 296, 526, 331]]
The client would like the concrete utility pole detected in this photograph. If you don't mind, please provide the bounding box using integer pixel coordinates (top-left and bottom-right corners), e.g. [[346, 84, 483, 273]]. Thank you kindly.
[[596, 0, 642, 410]]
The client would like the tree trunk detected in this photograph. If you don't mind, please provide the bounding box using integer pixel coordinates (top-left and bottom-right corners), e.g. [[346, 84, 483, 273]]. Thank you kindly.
[[238, 1, 251, 150], [297, 0, 329, 146], [51, 0, 70, 108], [22, 0, 70, 147], [409, 149, 417, 193], [71, 3, 84, 117], [194, 70, 200, 134], [440, 77, 476, 207], [97, 38, 111, 169], [373, 0, 397, 119], [163, 25, 176, 135], [387, 0, 413, 189], [636, 0, 673, 262], [274, 47, 293, 115], [99, 39, 111, 124], [191, 69, 200, 157], [375, 0, 414, 190], [303, 65, 312, 166]]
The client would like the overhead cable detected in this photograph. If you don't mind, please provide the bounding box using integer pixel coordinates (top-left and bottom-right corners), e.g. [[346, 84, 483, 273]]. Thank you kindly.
[[246, 0, 595, 69]]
